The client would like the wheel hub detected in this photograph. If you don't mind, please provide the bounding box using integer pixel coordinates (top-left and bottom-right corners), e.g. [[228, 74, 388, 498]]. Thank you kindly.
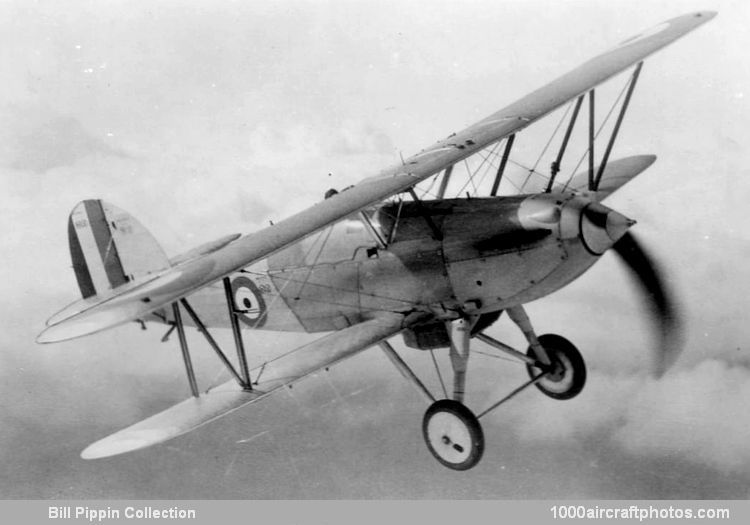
[[526, 334, 586, 400], [546, 358, 566, 381]]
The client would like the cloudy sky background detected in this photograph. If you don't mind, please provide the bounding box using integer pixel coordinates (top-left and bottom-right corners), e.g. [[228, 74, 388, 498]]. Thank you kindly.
[[2, 0, 750, 499]]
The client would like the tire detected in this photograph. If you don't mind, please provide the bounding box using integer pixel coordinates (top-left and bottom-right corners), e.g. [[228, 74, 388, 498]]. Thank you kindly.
[[422, 399, 484, 471], [526, 334, 586, 400]]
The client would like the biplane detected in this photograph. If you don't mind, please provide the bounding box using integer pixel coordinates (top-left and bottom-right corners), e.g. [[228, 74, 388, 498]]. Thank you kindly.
[[38, 12, 715, 470]]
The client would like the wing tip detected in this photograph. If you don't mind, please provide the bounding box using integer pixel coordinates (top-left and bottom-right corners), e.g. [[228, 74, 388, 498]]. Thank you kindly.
[[81, 439, 140, 460], [627, 154, 657, 171], [695, 11, 718, 20], [36, 327, 60, 344], [674, 10, 717, 24], [36, 319, 99, 344], [81, 428, 177, 460]]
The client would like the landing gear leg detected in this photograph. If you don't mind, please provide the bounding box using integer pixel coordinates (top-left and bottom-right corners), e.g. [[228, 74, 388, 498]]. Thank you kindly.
[[448, 317, 473, 403], [422, 316, 485, 470], [506, 305, 551, 366], [381, 308, 586, 472], [507, 305, 586, 400]]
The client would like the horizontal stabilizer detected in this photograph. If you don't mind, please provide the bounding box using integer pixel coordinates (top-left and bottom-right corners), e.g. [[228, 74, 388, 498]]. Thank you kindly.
[[46, 234, 242, 329], [81, 313, 405, 459], [566, 155, 656, 201]]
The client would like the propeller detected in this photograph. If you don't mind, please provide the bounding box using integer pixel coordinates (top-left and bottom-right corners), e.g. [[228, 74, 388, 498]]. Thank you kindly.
[[611, 231, 683, 376]]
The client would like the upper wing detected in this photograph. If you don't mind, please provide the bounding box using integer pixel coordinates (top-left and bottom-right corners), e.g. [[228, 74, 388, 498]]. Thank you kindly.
[[81, 312, 405, 459], [38, 12, 714, 343]]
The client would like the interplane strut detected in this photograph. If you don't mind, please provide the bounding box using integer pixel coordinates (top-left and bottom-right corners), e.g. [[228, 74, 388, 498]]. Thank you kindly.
[[170, 279, 255, 396]]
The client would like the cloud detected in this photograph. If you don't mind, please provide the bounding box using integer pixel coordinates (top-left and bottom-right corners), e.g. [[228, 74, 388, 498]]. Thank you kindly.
[[0, 104, 129, 173], [485, 356, 750, 475], [236, 183, 275, 226], [325, 122, 395, 157], [614, 359, 750, 473], [245, 121, 395, 171]]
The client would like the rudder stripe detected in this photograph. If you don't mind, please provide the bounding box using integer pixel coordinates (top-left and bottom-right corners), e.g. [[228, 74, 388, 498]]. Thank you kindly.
[[83, 199, 129, 289], [67, 215, 97, 299]]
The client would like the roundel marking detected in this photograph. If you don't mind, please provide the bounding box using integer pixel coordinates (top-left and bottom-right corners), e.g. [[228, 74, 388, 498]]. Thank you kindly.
[[231, 276, 267, 328]]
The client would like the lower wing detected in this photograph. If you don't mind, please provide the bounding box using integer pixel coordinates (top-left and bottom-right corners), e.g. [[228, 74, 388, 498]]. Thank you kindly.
[[81, 312, 405, 459]]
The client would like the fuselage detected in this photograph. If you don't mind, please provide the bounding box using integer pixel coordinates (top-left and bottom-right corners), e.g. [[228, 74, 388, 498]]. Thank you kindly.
[[177, 191, 631, 333]]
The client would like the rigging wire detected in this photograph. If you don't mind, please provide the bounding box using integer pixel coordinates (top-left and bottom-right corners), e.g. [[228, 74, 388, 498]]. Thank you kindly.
[[291, 224, 335, 298], [473, 348, 524, 365], [454, 141, 502, 197], [419, 173, 441, 200], [473, 146, 504, 193]]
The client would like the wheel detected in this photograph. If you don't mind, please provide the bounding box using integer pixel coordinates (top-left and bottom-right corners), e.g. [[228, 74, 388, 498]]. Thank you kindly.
[[526, 334, 586, 400], [422, 399, 484, 471]]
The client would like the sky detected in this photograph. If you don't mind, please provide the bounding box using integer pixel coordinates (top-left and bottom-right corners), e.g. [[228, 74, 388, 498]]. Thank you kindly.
[[1, 0, 750, 500]]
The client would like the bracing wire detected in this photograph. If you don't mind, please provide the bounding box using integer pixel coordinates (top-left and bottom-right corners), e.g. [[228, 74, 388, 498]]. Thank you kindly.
[[453, 141, 503, 197]]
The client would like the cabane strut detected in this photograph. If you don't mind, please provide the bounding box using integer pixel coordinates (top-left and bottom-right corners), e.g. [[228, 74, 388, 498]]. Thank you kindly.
[[547, 95, 584, 192], [407, 187, 443, 241]]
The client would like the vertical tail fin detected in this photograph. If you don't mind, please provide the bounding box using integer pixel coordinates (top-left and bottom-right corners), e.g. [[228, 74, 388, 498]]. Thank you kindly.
[[68, 199, 170, 298]]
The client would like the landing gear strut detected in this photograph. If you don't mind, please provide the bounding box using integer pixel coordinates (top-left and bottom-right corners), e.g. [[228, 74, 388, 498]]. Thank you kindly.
[[381, 305, 587, 471]]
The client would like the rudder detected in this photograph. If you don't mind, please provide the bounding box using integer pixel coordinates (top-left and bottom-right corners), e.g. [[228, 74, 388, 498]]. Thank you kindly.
[[68, 199, 170, 299]]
